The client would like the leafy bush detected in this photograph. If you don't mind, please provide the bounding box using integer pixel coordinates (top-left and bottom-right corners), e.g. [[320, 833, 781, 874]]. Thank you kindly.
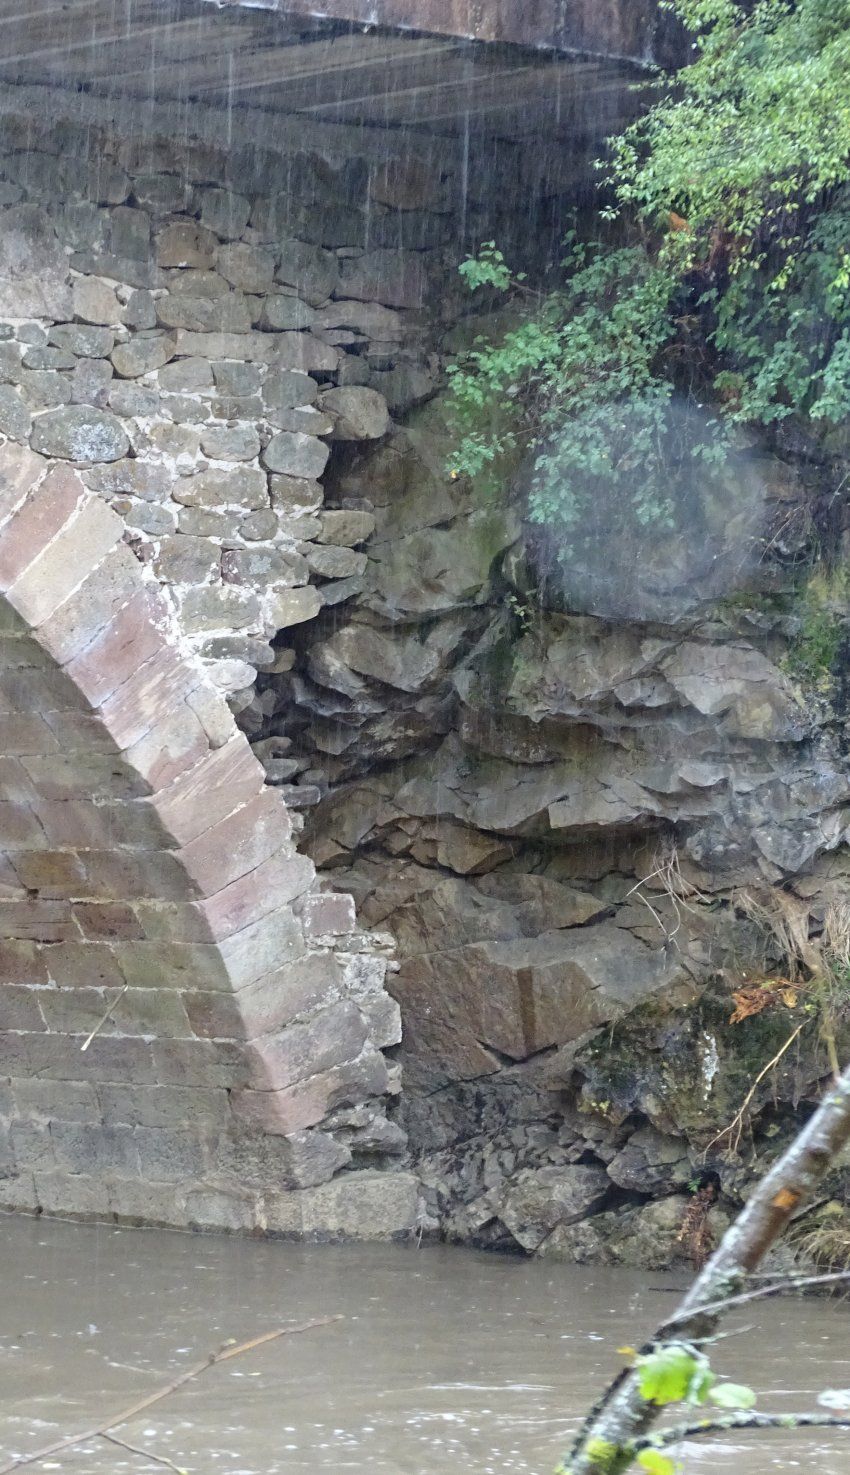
[[448, 0, 850, 554]]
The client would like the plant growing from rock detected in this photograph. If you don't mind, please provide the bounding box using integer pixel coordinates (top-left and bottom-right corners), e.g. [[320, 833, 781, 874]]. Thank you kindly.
[[448, 0, 850, 564]]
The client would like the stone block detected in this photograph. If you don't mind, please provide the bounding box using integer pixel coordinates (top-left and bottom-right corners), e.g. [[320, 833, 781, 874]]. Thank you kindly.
[[110, 1178, 187, 1227], [304, 545, 368, 579], [212, 361, 262, 396], [216, 903, 305, 989], [156, 221, 217, 269], [157, 356, 214, 392], [0, 939, 48, 986], [98, 1083, 231, 1130], [73, 901, 145, 941], [111, 335, 174, 378], [35, 542, 142, 663], [233, 1047, 388, 1135], [271, 333, 340, 374], [0, 385, 31, 441], [115, 941, 229, 991], [275, 237, 339, 305], [153, 735, 263, 847], [70, 357, 113, 408], [30, 406, 129, 463], [13, 1079, 100, 1123], [72, 275, 122, 325], [171, 330, 278, 362], [263, 368, 318, 410], [296, 892, 357, 937], [98, 645, 193, 749], [265, 585, 322, 630], [51, 1122, 141, 1177], [249, 999, 368, 1090], [198, 187, 250, 239], [157, 292, 251, 333], [217, 242, 275, 292], [49, 324, 114, 358], [320, 386, 390, 440], [124, 702, 210, 791], [41, 940, 125, 989], [34, 1170, 112, 1219], [199, 424, 261, 461], [133, 1125, 207, 1181], [177, 789, 292, 894], [223, 546, 307, 587], [0, 986, 47, 1031], [300, 1171, 420, 1239], [179, 584, 261, 634], [151, 1038, 250, 1088], [7, 496, 123, 628], [339, 249, 426, 309], [153, 534, 221, 584], [0, 463, 85, 591], [66, 585, 170, 705], [317, 509, 375, 546], [199, 848, 314, 938], [0, 897, 78, 941], [184, 1187, 256, 1232], [173, 465, 268, 511], [110, 205, 151, 261]]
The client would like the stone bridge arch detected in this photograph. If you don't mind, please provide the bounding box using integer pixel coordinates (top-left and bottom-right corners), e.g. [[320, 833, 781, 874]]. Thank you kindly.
[[0, 441, 414, 1236]]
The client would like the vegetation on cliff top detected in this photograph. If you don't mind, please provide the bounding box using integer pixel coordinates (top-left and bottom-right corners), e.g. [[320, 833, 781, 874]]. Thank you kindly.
[[448, 0, 850, 546]]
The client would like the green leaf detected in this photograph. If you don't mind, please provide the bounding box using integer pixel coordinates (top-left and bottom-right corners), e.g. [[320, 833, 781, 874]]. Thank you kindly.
[[637, 1452, 676, 1475], [709, 1382, 757, 1410], [636, 1346, 705, 1406]]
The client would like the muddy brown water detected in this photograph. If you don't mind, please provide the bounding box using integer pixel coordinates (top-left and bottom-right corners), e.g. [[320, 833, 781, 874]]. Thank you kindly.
[[1, 1214, 849, 1475]]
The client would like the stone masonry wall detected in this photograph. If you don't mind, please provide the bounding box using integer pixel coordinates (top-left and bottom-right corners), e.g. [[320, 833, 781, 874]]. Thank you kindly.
[[0, 106, 452, 722], [0, 73, 467, 1234]]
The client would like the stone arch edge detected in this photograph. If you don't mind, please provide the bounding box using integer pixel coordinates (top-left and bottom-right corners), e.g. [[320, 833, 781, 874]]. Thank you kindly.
[[0, 441, 417, 1239]]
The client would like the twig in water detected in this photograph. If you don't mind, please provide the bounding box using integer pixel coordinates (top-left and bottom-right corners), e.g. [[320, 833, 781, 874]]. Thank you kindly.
[[102, 1432, 188, 1475], [0, 1315, 343, 1475]]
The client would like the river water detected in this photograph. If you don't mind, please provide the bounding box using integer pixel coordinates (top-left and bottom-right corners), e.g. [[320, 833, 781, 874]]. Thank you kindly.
[[1, 1214, 849, 1475]]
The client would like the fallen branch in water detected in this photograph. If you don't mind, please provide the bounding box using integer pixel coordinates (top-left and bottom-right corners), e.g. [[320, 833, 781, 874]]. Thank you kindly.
[[632, 1410, 850, 1452], [102, 1431, 188, 1475], [0, 1315, 343, 1475]]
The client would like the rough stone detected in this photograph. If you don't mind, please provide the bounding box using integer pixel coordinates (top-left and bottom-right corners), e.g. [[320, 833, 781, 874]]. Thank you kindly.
[[30, 407, 129, 463], [320, 386, 390, 439], [111, 336, 174, 378], [263, 431, 330, 480], [0, 385, 32, 441], [199, 424, 261, 462]]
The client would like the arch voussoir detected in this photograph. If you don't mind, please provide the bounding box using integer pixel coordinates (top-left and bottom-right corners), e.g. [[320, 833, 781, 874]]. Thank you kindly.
[[0, 443, 405, 1234]]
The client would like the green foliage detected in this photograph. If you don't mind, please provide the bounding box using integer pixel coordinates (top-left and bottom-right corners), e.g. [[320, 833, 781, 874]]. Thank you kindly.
[[636, 1452, 676, 1475], [783, 567, 847, 693], [448, 0, 850, 551], [636, 1345, 715, 1406], [447, 239, 726, 540], [708, 1382, 758, 1410]]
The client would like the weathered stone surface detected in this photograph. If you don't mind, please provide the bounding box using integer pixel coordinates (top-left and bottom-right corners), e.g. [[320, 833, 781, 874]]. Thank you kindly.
[[338, 249, 426, 308], [263, 368, 319, 410], [156, 221, 217, 268], [271, 333, 340, 374], [495, 1166, 610, 1251], [304, 545, 368, 580], [173, 466, 268, 511], [157, 292, 252, 333], [0, 206, 71, 319], [71, 275, 122, 325], [267, 585, 322, 630], [111, 335, 174, 378], [320, 386, 390, 439], [217, 242, 275, 292], [260, 295, 315, 331], [275, 238, 339, 304], [0, 386, 31, 441], [30, 407, 129, 463], [318, 509, 376, 546], [50, 324, 114, 358], [263, 431, 330, 479], [199, 425, 261, 461]]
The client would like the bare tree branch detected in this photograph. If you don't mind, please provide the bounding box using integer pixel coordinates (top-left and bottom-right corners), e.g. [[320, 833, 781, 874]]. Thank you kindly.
[[632, 1411, 850, 1451], [0, 1316, 343, 1475], [562, 1062, 850, 1475]]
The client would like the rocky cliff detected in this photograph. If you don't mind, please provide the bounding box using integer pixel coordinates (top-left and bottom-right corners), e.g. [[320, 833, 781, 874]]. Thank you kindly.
[[247, 346, 850, 1265]]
